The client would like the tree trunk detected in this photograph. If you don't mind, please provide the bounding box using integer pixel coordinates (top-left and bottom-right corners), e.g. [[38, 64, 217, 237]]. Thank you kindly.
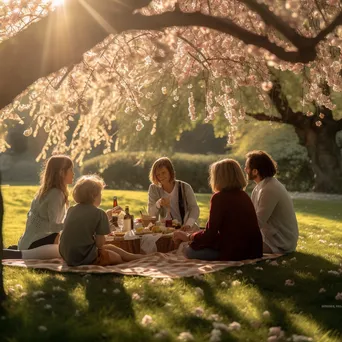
[[0, 172, 6, 305], [295, 124, 342, 193], [252, 79, 342, 193]]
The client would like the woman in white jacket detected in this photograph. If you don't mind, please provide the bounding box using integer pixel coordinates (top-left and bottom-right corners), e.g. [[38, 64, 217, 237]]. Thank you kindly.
[[148, 157, 199, 230]]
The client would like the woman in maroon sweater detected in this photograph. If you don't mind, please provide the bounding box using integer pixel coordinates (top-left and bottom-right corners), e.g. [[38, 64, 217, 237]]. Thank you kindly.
[[173, 159, 263, 261]]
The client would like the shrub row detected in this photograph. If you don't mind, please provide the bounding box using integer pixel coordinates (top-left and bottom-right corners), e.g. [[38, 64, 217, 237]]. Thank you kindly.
[[81, 151, 313, 192]]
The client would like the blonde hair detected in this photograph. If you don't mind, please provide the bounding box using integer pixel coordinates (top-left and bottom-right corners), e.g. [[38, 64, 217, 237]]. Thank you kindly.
[[72, 175, 105, 204], [209, 159, 247, 192], [37, 155, 73, 202], [149, 157, 175, 185]]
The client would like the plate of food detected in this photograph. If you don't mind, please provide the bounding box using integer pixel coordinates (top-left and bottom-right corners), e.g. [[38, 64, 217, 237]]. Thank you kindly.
[[172, 220, 181, 229], [114, 232, 126, 237]]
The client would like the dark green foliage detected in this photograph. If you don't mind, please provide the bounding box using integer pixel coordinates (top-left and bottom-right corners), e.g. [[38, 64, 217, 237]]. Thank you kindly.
[[81, 149, 313, 192]]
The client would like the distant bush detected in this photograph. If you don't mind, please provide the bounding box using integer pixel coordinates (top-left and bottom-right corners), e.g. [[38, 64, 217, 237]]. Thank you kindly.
[[0, 153, 41, 184], [81, 149, 313, 192]]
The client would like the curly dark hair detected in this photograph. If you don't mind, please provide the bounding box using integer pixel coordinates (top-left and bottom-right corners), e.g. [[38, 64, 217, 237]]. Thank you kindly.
[[246, 150, 277, 179]]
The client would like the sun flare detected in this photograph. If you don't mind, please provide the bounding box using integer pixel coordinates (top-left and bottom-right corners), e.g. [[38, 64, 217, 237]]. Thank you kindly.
[[52, 0, 64, 6]]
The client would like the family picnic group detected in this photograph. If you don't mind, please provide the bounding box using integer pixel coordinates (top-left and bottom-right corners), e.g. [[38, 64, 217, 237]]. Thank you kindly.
[[3, 151, 298, 267]]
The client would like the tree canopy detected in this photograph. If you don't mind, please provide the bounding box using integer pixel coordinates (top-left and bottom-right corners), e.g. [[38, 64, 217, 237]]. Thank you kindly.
[[1, 0, 342, 162]]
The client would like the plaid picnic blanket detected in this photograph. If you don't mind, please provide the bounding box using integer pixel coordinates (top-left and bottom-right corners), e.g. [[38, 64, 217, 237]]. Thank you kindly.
[[2, 245, 282, 278]]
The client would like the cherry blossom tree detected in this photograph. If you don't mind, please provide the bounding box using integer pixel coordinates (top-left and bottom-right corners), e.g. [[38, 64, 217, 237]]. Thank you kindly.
[[0, 0, 342, 182]]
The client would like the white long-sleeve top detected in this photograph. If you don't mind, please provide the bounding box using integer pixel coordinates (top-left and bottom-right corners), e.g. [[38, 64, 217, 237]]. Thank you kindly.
[[18, 188, 67, 250], [251, 177, 298, 253], [148, 180, 199, 227]]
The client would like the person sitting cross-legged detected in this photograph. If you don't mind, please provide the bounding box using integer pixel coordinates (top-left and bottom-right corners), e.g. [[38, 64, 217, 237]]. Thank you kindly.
[[173, 159, 263, 261], [59, 175, 144, 266], [244, 150, 299, 254]]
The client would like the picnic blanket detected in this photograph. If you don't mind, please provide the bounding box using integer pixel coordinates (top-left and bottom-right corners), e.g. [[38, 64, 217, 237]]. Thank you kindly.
[[2, 244, 282, 278]]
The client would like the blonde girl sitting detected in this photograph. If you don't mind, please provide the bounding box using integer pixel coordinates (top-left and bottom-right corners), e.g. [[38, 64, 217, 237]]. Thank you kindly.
[[59, 175, 143, 266], [3, 155, 74, 260]]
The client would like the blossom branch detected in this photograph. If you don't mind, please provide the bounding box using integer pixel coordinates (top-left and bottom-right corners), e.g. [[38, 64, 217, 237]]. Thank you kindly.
[[246, 112, 283, 122]]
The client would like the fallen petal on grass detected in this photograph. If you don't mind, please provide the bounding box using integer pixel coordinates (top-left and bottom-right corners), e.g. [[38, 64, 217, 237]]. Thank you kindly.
[[195, 287, 204, 296], [36, 298, 45, 302], [262, 310, 270, 318], [161, 278, 174, 285], [335, 292, 342, 300], [208, 314, 221, 321], [228, 321, 241, 331], [231, 280, 241, 287], [213, 322, 230, 332], [178, 331, 194, 341], [154, 330, 169, 339], [269, 326, 284, 338], [210, 328, 222, 342], [132, 293, 141, 301], [285, 279, 295, 286], [52, 286, 65, 292], [292, 334, 313, 342], [194, 307, 204, 317], [141, 314, 153, 326]]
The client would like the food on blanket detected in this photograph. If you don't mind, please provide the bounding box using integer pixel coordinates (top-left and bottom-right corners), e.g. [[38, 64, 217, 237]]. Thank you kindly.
[[141, 214, 157, 227], [140, 230, 153, 235], [165, 227, 175, 234], [172, 221, 181, 229], [151, 226, 162, 233], [135, 226, 144, 234], [135, 227, 153, 235]]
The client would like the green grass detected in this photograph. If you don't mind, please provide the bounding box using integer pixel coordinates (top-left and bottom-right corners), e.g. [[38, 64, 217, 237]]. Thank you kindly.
[[1, 186, 342, 342]]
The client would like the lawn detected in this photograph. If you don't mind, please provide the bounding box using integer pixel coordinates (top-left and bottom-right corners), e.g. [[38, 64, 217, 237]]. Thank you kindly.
[[1, 186, 342, 342]]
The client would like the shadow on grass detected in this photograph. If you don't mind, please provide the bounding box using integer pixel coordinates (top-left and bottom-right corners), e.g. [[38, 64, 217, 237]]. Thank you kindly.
[[0, 271, 154, 342], [207, 251, 342, 339]]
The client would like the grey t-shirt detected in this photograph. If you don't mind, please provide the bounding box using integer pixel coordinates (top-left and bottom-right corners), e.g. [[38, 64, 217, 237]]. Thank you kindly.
[[18, 188, 66, 250], [59, 204, 110, 266]]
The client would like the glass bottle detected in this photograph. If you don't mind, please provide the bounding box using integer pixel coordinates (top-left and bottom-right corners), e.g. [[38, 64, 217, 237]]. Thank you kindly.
[[165, 209, 172, 227], [123, 206, 131, 232], [112, 196, 119, 226]]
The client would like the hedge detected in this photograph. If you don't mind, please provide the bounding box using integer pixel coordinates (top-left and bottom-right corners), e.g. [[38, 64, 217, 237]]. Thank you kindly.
[[81, 151, 313, 192]]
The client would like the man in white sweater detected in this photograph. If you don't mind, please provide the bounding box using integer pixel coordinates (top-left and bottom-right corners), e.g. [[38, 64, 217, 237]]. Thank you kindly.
[[245, 151, 298, 254]]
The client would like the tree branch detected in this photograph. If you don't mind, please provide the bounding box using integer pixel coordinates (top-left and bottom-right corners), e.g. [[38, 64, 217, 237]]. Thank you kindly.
[[2, 0, 342, 112], [240, 0, 312, 48], [246, 112, 283, 123], [268, 79, 308, 128], [313, 12, 342, 44]]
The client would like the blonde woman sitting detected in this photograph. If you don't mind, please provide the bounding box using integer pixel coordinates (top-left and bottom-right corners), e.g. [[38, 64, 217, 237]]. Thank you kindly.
[[174, 159, 263, 261]]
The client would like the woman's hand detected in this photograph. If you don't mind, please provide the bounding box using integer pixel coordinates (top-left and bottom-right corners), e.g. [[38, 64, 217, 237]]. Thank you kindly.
[[106, 207, 123, 221], [160, 197, 170, 208], [173, 230, 190, 242], [180, 225, 191, 232]]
